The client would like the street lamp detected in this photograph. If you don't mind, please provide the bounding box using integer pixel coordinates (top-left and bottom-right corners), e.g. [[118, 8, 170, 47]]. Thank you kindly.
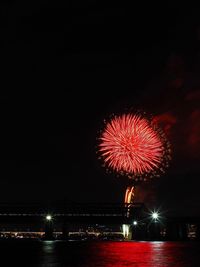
[[46, 215, 52, 221], [152, 212, 159, 221], [133, 221, 138, 226]]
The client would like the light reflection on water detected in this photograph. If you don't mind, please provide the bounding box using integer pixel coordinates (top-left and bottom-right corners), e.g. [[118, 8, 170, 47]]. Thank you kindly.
[[0, 240, 200, 267]]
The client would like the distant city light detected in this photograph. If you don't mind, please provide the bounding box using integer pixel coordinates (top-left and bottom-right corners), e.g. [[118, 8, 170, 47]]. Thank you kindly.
[[46, 215, 52, 221], [133, 221, 137, 225]]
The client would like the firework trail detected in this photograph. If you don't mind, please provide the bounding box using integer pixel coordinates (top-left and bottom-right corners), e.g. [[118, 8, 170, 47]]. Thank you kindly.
[[124, 186, 135, 217], [124, 186, 135, 204]]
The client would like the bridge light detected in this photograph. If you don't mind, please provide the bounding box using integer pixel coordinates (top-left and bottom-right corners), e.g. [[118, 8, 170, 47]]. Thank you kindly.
[[152, 212, 158, 220], [46, 215, 52, 221], [133, 221, 137, 225]]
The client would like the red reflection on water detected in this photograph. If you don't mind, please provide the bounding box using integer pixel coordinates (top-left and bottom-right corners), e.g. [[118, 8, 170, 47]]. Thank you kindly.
[[87, 241, 186, 267]]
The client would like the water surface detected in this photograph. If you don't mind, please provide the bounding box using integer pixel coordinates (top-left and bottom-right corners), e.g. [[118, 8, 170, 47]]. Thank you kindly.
[[0, 240, 199, 266]]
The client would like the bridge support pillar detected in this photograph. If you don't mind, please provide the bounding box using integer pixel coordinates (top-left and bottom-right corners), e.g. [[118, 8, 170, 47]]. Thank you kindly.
[[132, 223, 148, 240], [178, 223, 188, 240], [61, 221, 69, 240], [195, 224, 200, 240], [166, 222, 188, 241], [44, 220, 54, 240], [148, 222, 161, 240], [166, 222, 179, 240], [128, 225, 132, 240]]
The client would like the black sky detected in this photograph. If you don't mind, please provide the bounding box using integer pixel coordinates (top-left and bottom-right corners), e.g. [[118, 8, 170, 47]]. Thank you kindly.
[[0, 2, 200, 216]]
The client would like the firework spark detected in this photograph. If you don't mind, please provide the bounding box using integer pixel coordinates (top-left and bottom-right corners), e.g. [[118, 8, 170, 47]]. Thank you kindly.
[[99, 113, 170, 179]]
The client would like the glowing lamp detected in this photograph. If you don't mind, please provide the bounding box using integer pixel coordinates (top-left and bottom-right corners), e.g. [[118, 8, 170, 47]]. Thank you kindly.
[[46, 215, 52, 221], [152, 212, 158, 220]]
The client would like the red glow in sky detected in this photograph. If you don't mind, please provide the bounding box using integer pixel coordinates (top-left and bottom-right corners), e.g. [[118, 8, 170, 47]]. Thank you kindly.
[[99, 114, 168, 178]]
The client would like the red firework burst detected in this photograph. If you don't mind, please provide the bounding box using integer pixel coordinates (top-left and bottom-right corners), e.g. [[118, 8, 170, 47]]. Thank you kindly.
[[99, 113, 170, 179]]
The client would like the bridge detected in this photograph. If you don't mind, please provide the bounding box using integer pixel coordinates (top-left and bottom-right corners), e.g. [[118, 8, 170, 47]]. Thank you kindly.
[[0, 203, 199, 241], [0, 202, 144, 239], [0, 202, 144, 223]]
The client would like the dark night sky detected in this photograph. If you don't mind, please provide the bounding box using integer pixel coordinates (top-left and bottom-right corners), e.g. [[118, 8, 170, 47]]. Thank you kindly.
[[0, 2, 200, 216]]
